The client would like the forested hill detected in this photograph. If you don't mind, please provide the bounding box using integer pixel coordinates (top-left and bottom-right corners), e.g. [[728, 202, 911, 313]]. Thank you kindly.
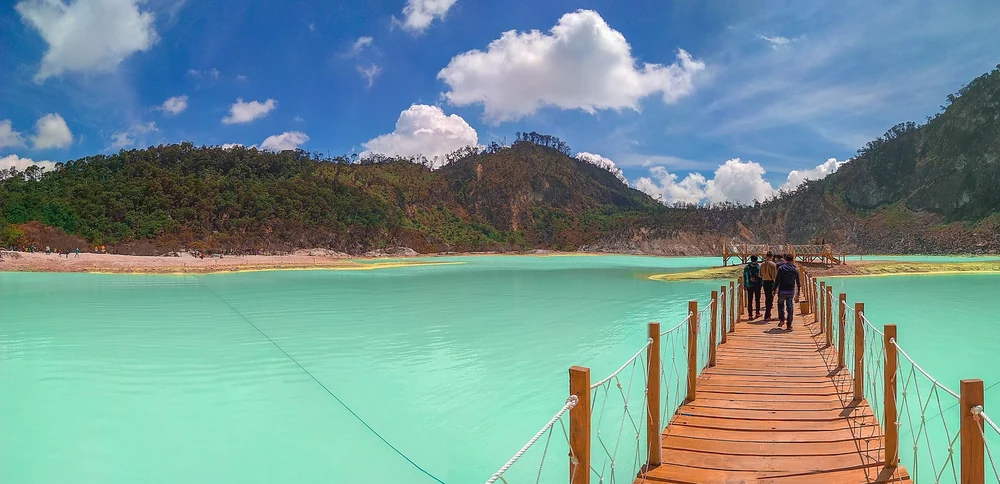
[[751, 65, 1000, 253], [0, 139, 742, 254], [3, 66, 1000, 256]]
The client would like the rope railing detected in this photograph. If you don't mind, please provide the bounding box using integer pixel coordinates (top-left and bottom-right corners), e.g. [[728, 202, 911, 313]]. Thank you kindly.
[[485, 397, 578, 484], [485, 302, 705, 484], [892, 334, 961, 483], [974, 408, 1000, 482], [489, 275, 998, 484], [695, 301, 715, 372], [658, 311, 690, 447], [589, 340, 651, 483], [837, 290, 991, 484]]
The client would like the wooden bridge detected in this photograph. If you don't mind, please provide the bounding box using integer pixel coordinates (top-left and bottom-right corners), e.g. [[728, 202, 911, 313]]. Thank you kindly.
[[723, 244, 844, 266], [487, 267, 997, 484], [636, 277, 910, 483]]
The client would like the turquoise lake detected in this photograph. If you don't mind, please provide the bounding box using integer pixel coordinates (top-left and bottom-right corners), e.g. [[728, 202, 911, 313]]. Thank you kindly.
[[2, 255, 999, 483]]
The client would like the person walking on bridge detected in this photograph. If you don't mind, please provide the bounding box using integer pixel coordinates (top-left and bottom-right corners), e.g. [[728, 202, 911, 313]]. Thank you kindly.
[[743, 255, 762, 319], [775, 254, 801, 330], [760, 251, 778, 321]]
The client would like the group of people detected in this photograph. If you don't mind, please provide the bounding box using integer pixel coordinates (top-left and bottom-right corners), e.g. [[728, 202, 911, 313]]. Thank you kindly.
[[742, 251, 801, 330]]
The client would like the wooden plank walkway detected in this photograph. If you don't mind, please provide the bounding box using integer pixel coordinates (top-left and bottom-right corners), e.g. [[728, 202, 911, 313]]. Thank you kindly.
[[636, 307, 911, 483]]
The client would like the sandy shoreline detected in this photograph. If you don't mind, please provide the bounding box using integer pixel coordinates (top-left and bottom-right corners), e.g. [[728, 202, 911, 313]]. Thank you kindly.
[[649, 259, 1000, 282], [4, 250, 1000, 276], [0, 251, 472, 274]]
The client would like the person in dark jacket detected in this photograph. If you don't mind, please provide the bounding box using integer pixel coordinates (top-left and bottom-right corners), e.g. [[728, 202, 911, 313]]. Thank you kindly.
[[775, 254, 801, 329], [743, 255, 762, 319], [760, 251, 778, 321]]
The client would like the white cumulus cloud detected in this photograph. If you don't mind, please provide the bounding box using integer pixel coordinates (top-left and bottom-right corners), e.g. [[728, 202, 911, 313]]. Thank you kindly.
[[158, 95, 188, 115], [634, 167, 708, 205], [15, 0, 158, 81], [779, 157, 845, 192], [704, 158, 775, 204], [362, 104, 479, 168], [260, 131, 308, 151], [398, 0, 457, 33], [220, 143, 243, 150], [634, 157, 844, 205], [635, 158, 774, 205], [575, 152, 627, 185], [0, 154, 58, 174], [438, 9, 706, 122], [222, 98, 277, 125], [110, 121, 158, 149], [31, 113, 73, 149], [0, 120, 26, 149]]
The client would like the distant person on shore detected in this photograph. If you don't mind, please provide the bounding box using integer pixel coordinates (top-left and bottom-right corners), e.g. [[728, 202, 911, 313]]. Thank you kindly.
[[760, 251, 778, 321], [74, 248, 80, 257], [743, 255, 762, 319], [775, 254, 801, 330]]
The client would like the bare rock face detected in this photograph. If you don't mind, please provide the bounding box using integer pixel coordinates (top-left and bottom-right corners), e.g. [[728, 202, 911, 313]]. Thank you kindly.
[[583, 229, 730, 256], [363, 247, 418, 258], [293, 248, 351, 258]]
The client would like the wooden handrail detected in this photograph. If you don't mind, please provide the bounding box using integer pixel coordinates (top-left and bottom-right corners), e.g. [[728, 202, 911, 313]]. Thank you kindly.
[[720, 285, 728, 344], [838, 293, 847, 368], [854, 303, 865, 401], [646, 322, 661, 469], [819, 281, 826, 334], [961, 379, 985, 484], [709, 291, 719, 367], [825, 286, 833, 348], [569, 366, 591, 484], [729, 281, 736, 333], [884, 324, 899, 469], [686, 300, 698, 402]]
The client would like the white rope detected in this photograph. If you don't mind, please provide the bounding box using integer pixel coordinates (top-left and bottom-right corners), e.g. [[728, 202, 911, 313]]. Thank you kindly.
[[983, 409, 1000, 435], [660, 313, 691, 336], [591, 339, 652, 390], [890, 338, 961, 400], [860, 313, 885, 337], [973, 406, 1000, 481], [485, 396, 578, 484]]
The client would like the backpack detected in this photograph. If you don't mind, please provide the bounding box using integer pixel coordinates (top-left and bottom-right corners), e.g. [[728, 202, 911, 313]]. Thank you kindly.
[[744, 262, 761, 286]]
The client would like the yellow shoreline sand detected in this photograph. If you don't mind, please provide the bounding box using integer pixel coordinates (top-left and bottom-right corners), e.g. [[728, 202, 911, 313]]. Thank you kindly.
[[0, 251, 470, 275], [85, 261, 466, 276], [648, 260, 1000, 282]]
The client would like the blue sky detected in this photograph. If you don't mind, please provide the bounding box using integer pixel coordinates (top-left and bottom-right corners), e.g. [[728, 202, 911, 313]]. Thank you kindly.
[[2, 0, 999, 204]]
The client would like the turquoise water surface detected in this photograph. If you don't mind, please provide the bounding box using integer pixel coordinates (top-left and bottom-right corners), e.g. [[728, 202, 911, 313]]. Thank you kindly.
[[3, 255, 999, 483], [1, 255, 721, 483]]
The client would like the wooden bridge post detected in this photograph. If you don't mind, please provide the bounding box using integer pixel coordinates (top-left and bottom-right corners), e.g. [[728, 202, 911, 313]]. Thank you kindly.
[[961, 379, 985, 484], [687, 300, 698, 402], [810, 276, 816, 318], [737, 277, 743, 319], [728, 281, 735, 332], [884, 324, 899, 469], [818, 281, 826, 334], [709, 291, 719, 367], [569, 366, 591, 484], [825, 286, 833, 348], [853, 303, 865, 401], [838, 293, 847, 368], [720, 285, 728, 344], [646, 322, 661, 469]]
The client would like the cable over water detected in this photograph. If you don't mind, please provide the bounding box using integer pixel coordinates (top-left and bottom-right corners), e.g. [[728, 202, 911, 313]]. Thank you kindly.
[[192, 276, 447, 484]]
